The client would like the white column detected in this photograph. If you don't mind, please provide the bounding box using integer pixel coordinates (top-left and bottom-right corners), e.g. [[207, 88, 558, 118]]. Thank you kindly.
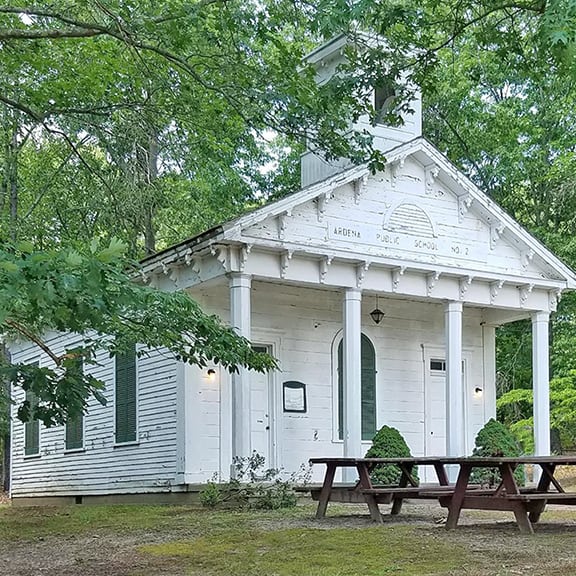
[[445, 301, 465, 457], [343, 288, 362, 473], [229, 273, 252, 467], [532, 312, 550, 456], [482, 324, 497, 422]]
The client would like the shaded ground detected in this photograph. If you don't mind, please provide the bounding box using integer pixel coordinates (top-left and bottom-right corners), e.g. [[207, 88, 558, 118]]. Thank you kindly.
[[2, 500, 576, 575]]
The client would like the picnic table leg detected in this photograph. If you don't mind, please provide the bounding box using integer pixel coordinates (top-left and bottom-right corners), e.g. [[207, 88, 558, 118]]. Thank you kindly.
[[500, 463, 533, 535], [391, 463, 413, 516], [315, 463, 337, 519], [357, 463, 382, 523], [529, 464, 556, 524], [446, 463, 471, 530], [434, 463, 449, 486]]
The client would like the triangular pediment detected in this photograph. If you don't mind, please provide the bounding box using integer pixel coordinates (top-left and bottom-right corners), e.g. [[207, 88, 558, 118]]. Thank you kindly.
[[226, 139, 576, 288]]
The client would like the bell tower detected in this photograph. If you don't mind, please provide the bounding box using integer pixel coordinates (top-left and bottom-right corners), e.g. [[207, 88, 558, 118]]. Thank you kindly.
[[301, 34, 422, 187]]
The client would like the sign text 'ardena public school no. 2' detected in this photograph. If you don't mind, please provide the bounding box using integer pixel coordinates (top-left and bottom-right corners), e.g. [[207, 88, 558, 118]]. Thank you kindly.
[[327, 218, 482, 262]]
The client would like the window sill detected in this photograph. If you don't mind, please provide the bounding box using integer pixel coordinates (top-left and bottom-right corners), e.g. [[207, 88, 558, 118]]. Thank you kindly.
[[114, 441, 139, 448], [23, 453, 41, 460], [64, 448, 85, 454]]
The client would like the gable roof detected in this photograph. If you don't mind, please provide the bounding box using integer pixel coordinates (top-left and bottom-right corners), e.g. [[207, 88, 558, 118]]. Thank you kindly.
[[142, 137, 576, 290]]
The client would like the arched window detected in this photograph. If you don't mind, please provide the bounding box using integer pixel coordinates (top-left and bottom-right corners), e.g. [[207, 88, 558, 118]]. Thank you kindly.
[[338, 334, 377, 441]]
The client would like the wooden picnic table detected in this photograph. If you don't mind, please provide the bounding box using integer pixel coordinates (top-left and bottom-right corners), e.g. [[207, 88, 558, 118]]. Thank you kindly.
[[310, 456, 576, 534]]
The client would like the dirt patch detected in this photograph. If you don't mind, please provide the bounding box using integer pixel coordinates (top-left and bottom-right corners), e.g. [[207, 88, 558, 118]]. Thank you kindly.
[[0, 492, 9, 505], [2, 502, 576, 575]]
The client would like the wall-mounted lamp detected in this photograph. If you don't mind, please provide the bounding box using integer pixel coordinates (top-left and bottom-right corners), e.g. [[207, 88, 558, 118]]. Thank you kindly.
[[207, 368, 216, 381], [474, 387, 483, 397], [370, 294, 385, 325]]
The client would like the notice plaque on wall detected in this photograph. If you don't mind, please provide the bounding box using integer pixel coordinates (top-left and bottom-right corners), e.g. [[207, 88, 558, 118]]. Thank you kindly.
[[283, 381, 307, 413]]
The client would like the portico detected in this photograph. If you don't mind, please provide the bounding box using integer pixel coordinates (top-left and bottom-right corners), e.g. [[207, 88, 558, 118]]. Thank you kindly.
[[143, 134, 570, 483]]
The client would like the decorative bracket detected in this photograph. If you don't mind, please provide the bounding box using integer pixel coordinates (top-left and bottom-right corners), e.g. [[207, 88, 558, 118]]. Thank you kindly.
[[319, 256, 333, 284], [490, 279, 505, 303], [549, 288, 563, 311], [519, 283, 534, 307], [426, 271, 441, 296], [391, 266, 406, 293], [425, 165, 440, 195], [356, 261, 370, 288], [316, 190, 332, 222], [239, 244, 251, 272], [184, 248, 193, 265], [458, 194, 473, 223], [353, 175, 368, 205], [521, 248, 535, 270], [213, 245, 230, 272], [280, 250, 293, 279], [459, 275, 473, 299], [389, 157, 406, 189], [277, 210, 292, 240], [490, 222, 506, 250]]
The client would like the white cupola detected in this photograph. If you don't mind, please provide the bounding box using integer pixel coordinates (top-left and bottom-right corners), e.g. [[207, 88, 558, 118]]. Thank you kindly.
[[301, 34, 422, 187]]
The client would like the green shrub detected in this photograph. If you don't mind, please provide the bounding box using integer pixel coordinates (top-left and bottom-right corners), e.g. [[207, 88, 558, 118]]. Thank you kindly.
[[470, 418, 524, 486], [199, 452, 309, 510], [365, 425, 418, 485], [199, 480, 222, 508]]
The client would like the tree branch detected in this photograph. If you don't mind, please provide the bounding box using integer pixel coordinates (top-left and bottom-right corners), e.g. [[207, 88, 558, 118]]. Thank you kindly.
[[0, 27, 103, 40], [5, 319, 62, 366], [0, 94, 43, 122]]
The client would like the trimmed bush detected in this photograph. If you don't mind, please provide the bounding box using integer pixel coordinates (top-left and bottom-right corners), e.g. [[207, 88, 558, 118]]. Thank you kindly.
[[365, 425, 418, 485], [470, 418, 524, 486]]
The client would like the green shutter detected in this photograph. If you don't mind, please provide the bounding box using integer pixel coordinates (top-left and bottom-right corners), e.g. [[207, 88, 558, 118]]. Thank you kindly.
[[360, 335, 377, 441], [65, 357, 84, 451], [65, 413, 83, 450], [337, 335, 377, 442], [115, 343, 137, 444], [24, 388, 39, 456], [338, 341, 344, 440]]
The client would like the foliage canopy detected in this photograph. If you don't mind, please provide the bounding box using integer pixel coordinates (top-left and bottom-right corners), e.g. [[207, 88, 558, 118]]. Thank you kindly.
[[0, 239, 275, 426]]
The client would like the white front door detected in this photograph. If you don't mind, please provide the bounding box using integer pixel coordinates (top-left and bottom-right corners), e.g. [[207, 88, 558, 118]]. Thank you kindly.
[[424, 355, 469, 482], [426, 360, 447, 458], [250, 345, 272, 468]]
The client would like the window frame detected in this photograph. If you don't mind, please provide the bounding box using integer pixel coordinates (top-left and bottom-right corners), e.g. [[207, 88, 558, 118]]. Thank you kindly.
[[333, 332, 378, 443]]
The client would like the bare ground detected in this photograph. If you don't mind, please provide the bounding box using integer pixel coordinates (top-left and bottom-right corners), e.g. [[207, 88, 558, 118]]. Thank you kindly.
[[2, 500, 576, 576]]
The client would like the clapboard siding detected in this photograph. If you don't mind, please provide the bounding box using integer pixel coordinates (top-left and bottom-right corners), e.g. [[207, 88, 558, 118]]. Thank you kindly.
[[191, 281, 487, 483], [10, 332, 179, 496]]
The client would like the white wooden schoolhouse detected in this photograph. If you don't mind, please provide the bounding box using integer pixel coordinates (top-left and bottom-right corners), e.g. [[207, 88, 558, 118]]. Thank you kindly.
[[8, 35, 576, 500]]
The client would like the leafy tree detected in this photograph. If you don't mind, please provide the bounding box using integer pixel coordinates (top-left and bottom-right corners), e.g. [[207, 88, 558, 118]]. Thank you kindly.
[[498, 371, 576, 453], [0, 239, 276, 427]]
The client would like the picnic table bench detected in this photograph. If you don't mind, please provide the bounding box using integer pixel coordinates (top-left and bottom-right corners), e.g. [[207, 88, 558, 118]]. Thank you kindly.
[[310, 455, 576, 534]]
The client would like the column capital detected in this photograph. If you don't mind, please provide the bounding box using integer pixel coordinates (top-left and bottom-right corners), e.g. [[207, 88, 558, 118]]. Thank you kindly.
[[344, 287, 362, 301], [445, 300, 463, 313], [531, 311, 550, 324], [228, 272, 252, 289]]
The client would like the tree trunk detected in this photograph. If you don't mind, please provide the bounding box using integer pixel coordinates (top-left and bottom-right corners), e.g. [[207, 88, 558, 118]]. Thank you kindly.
[[0, 344, 10, 494], [143, 133, 159, 256], [9, 127, 18, 241]]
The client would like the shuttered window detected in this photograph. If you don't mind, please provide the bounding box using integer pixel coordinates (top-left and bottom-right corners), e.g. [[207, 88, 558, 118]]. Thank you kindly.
[[115, 343, 137, 444], [65, 357, 84, 451], [337, 334, 377, 441], [24, 383, 40, 456]]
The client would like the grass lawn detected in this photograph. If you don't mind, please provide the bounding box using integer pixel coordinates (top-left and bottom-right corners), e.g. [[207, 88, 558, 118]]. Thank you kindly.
[[2, 502, 576, 575]]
